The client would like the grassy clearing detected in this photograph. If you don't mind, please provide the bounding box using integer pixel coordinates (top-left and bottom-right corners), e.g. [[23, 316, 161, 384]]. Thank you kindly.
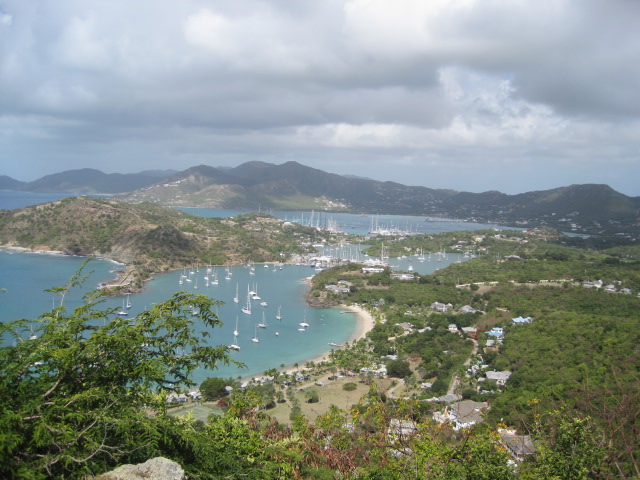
[[167, 403, 225, 423], [266, 373, 396, 425]]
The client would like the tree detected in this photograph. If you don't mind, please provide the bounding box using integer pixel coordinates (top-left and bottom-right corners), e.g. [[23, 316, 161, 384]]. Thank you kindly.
[[522, 414, 611, 480], [0, 264, 238, 479], [200, 377, 234, 401], [305, 388, 320, 403], [386, 359, 413, 379]]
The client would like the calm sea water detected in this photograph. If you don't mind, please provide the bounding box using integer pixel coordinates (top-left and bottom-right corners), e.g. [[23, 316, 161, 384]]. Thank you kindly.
[[0, 191, 482, 384]]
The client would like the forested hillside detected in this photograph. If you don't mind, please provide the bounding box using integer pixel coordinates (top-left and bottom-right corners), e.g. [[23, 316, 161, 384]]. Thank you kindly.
[[0, 196, 327, 289]]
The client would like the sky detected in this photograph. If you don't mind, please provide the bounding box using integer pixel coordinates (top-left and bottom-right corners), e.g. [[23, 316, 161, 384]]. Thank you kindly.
[[1, 0, 639, 196]]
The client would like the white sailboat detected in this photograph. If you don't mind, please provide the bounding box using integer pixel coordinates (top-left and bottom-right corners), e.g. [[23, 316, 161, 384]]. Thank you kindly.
[[258, 311, 267, 328], [251, 323, 259, 343], [233, 283, 239, 304], [251, 285, 261, 301], [229, 316, 240, 350], [299, 310, 309, 328], [117, 299, 128, 316], [276, 305, 282, 320], [126, 293, 132, 309], [241, 286, 252, 315]]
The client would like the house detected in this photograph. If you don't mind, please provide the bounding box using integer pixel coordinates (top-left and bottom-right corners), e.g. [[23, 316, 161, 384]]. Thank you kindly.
[[431, 302, 453, 312], [362, 267, 385, 274], [512, 316, 532, 324], [387, 419, 418, 442], [484, 370, 512, 385], [325, 284, 350, 294], [432, 400, 489, 431], [166, 393, 188, 404], [391, 273, 415, 281], [461, 326, 478, 337], [459, 305, 477, 314], [499, 429, 536, 461], [487, 327, 504, 338], [360, 365, 387, 377], [187, 390, 202, 400], [448, 324, 459, 333], [620, 288, 632, 295], [425, 393, 460, 403], [582, 279, 603, 289]]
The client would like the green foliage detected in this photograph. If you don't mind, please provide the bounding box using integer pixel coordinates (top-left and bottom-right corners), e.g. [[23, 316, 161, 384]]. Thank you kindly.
[[305, 389, 320, 404], [343, 382, 357, 391], [522, 414, 610, 480], [0, 263, 238, 479], [200, 377, 237, 401], [386, 359, 413, 379]]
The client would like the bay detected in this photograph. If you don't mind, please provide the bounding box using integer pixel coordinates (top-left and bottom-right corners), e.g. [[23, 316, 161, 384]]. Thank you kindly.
[[0, 191, 482, 385]]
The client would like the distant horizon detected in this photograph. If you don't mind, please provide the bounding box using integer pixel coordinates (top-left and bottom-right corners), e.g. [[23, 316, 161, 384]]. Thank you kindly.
[[2, 161, 638, 198]]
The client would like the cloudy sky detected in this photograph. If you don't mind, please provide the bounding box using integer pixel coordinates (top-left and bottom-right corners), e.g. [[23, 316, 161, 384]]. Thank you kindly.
[[1, 0, 639, 196]]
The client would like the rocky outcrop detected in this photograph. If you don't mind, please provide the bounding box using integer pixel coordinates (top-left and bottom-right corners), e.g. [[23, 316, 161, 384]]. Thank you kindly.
[[95, 457, 186, 480]]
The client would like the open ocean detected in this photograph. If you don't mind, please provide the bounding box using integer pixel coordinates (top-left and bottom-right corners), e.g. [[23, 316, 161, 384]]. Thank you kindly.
[[0, 191, 494, 384]]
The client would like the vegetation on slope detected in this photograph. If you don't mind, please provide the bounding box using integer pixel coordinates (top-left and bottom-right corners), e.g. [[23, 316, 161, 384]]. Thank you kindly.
[[1, 266, 618, 479], [0, 196, 328, 289], [310, 229, 639, 477]]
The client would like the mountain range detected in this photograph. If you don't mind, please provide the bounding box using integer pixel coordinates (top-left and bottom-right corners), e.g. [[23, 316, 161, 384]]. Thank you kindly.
[[2, 161, 639, 235]]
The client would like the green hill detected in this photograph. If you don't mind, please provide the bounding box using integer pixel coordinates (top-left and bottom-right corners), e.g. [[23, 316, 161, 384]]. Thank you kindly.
[[0, 196, 324, 288]]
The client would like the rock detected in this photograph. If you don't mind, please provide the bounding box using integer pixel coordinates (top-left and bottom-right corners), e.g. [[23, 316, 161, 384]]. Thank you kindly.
[[95, 457, 186, 480]]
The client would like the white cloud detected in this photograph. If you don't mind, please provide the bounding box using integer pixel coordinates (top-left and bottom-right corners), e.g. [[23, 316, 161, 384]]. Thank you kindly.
[[0, 0, 638, 195]]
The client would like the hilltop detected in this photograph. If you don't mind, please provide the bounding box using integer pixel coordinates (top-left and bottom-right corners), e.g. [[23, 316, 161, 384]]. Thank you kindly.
[[0, 196, 327, 290], [3, 161, 639, 235]]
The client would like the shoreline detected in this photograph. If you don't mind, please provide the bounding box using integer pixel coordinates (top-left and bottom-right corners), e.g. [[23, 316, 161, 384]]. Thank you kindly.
[[2, 245, 376, 383], [247, 304, 376, 382]]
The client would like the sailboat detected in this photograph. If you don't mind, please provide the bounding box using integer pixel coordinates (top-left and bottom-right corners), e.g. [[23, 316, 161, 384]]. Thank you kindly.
[[258, 311, 268, 328], [299, 310, 309, 328], [251, 323, 259, 343], [229, 316, 240, 350], [117, 299, 128, 316], [233, 283, 239, 304], [251, 285, 261, 301], [241, 286, 252, 315], [276, 305, 282, 320], [126, 293, 132, 309]]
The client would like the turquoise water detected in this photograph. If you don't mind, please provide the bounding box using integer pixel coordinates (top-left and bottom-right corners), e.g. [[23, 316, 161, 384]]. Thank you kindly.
[[0, 250, 121, 322], [178, 207, 502, 237], [0, 249, 465, 384], [0, 191, 481, 385]]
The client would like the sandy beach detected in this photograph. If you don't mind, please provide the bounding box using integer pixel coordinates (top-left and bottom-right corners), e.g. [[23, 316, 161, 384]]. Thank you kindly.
[[342, 305, 375, 344], [265, 305, 375, 380]]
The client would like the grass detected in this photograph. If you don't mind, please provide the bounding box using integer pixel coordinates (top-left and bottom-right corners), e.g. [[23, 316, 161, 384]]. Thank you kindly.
[[266, 373, 396, 425], [167, 403, 225, 423]]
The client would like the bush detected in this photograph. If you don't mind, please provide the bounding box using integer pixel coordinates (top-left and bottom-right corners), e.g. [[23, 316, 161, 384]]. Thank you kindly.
[[386, 359, 413, 379], [306, 389, 320, 403], [343, 382, 357, 391]]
